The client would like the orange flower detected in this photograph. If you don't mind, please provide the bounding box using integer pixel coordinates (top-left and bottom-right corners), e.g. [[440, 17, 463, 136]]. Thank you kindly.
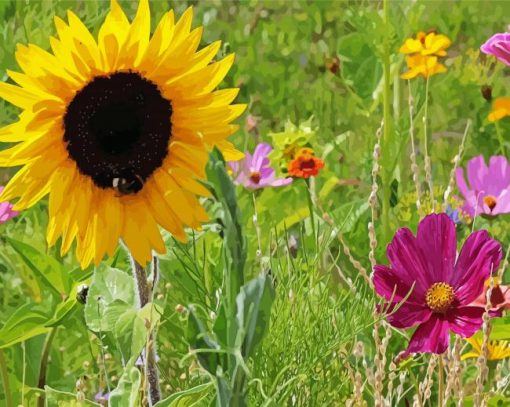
[[288, 148, 324, 179], [488, 97, 510, 122]]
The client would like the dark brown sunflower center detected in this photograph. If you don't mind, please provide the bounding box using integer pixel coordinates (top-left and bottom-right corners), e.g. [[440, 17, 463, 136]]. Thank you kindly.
[[63, 71, 172, 194]]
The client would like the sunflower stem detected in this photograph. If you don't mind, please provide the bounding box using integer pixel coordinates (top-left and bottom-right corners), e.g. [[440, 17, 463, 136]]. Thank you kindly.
[[0, 349, 13, 407], [36, 327, 58, 407], [131, 257, 161, 405]]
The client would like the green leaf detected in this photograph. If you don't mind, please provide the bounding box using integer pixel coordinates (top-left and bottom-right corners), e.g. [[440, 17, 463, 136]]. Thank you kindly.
[[187, 306, 222, 375], [153, 383, 213, 407], [487, 316, 510, 341], [235, 274, 275, 358], [45, 297, 79, 328], [0, 303, 51, 349], [84, 268, 136, 332], [114, 309, 145, 364], [6, 237, 71, 296], [108, 366, 141, 407], [44, 385, 101, 406]]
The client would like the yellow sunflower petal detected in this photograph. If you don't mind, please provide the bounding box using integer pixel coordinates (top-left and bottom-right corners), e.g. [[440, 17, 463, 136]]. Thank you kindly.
[[98, 0, 130, 71], [122, 196, 165, 266], [118, 0, 151, 69], [66, 11, 101, 70]]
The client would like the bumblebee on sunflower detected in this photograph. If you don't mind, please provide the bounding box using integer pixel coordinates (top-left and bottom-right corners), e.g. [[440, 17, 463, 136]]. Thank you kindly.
[[0, 0, 245, 268]]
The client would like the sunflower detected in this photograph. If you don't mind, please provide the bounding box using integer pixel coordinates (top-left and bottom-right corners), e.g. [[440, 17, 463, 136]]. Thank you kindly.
[[0, 0, 245, 268]]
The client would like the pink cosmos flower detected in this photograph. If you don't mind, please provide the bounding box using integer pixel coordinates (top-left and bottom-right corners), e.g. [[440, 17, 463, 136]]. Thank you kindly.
[[481, 32, 510, 66], [229, 143, 292, 190], [373, 213, 501, 356], [455, 155, 510, 217], [471, 280, 510, 317], [0, 186, 18, 223]]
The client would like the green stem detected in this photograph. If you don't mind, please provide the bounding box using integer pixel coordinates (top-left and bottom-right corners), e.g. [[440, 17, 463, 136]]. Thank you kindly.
[[381, 0, 393, 245], [0, 349, 13, 407], [495, 121, 505, 155], [304, 179, 317, 248], [251, 192, 264, 272], [37, 327, 58, 407], [438, 355, 444, 407]]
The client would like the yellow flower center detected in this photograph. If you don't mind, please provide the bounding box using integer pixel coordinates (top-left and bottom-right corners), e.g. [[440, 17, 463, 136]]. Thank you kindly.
[[425, 282, 455, 313], [483, 195, 497, 211], [250, 171, 261, 184]]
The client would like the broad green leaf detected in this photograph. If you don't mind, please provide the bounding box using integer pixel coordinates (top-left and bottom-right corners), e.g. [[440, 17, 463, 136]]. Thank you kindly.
[[153, 383, 213, 407], [84, 268, 136, 332], [235, 274, 275, 358], [487, 316, 510, 341], [276, 206, 309, 233], [45, 297, 79, 328], [188, 306, 222, 375], [44, 385, 101, 406], [114, 309, 145, 364], [109, 367, 141, 407], [6, 237, 70, 296], [0, 303, 51, 349]]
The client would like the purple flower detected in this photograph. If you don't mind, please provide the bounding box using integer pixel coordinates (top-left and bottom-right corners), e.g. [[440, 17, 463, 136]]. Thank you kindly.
[[373, 214, 501, 356], [455, 155, 510, 217], [481, 32, 510, 66], [0, 186, 18, 223], [229, 143, 292, 190], [95, 391, 109, 404], [445, 204, 462, 225]]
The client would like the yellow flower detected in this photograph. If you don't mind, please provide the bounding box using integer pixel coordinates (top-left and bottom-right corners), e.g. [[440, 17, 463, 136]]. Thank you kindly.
[[488, 97, 510, 122], [462, 337, 510, 361], [400, 54, 447, 80], [0, 0, 245, 268], [399, 31, 451, 57]]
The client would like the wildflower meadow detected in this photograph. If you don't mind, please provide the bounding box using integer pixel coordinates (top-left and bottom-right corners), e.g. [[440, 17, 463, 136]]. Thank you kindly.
[[1, 0, 510, 406]]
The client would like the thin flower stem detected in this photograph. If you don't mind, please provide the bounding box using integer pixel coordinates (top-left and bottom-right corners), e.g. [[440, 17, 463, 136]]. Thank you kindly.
[[97, 299, 111, 394], [438, 356, 444, 407], [37, 327, 58, 407], [22, 340, 26, 405], [252, 192, 264, 272], [407, 80, 422, 215], [495, 121, 505, 156], [422, 76, 436, 213], [305, 178, 317, 248], [381, 0, 393, 245], [130, 256, 161, 405], [0, 349, 13, 407], [443, 120, 471, 211]]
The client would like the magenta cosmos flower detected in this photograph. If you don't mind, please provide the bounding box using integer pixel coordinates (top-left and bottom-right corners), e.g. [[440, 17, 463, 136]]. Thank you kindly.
[[0, 186, 17, 223], [229, 143, 292, 190], [481, 32, 510, 66], [455, 155, 510, 217], [373, 214, 501, 356]]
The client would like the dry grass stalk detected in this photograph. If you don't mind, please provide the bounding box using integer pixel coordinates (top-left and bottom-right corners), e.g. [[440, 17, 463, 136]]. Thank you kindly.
[[442, 120, 471, 211], [420, 354, 437, 404], [474, 276, 495, 405], [368, 120, 383, 270]]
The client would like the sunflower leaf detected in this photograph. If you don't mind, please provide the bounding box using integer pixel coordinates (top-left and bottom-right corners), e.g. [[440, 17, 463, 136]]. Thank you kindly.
[[6, 237, 70, 296]]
